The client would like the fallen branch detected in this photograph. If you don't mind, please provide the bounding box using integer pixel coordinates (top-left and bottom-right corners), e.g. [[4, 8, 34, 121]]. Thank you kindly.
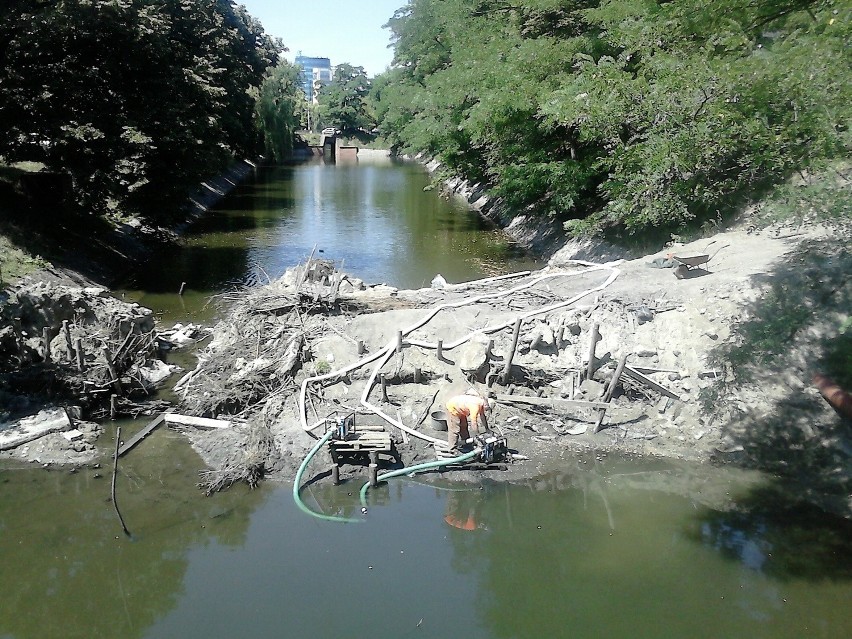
[[112, 427, 131, 537]]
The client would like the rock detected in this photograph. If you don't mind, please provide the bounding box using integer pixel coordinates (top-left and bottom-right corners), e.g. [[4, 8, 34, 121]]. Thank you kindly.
[[668, 372, 682, 381], [458, 337, 490, 380], [0, 408, 71, 451], [636, 306, 654, 324], [529, 323, 555, 354], [637, 348, 657, 358], [431, 274, 447, 289], [134, 359, 178, 387], [579, 379, 605, 398], [62, 429, 84, 442]]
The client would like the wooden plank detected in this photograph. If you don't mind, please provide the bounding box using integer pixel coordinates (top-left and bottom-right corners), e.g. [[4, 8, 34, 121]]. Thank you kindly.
[[623, 366, 681, 400], [493, 394, 611, 411], [629, 365, 679, 375], [118, 414, 165, 457], [163, 413, 232, 429]]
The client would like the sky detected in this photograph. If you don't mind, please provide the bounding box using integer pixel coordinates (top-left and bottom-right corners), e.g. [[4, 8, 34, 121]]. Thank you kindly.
[[237, 1, 406, 77]]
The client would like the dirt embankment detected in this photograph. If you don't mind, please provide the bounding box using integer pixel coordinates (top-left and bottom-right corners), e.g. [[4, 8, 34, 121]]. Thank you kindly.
[[161, 222, 849, 515]]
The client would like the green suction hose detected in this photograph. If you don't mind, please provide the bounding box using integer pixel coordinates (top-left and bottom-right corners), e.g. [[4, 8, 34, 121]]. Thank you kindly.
[[293, 430, 480, 521], [292, 428, 362, 524], [359, 450, 479, 508]]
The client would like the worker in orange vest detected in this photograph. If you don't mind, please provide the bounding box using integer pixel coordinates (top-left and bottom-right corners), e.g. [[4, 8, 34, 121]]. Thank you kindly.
[[445, 391, 492, 451]]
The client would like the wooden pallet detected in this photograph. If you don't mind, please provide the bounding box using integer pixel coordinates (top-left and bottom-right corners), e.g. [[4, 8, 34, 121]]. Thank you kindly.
[[329, 426, 392, 454]]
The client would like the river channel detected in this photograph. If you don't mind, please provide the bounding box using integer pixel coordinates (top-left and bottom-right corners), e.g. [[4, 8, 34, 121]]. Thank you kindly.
[[2, 159, 851, 638]]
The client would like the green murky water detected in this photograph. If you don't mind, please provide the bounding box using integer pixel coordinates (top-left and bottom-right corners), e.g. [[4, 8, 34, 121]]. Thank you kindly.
[[3, 159, 852, 638], [118, 158, 538, 324], [3, 442, 851, 638]]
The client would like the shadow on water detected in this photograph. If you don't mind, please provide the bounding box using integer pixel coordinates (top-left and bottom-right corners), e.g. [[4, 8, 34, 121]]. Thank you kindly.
[[692, 484, 852, 581], [0, 428, 267, 639]]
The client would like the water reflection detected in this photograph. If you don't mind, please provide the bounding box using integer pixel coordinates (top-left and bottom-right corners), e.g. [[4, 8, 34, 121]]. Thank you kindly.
[[695, 486, 852, 581], [117, 160, 537, 324], [0, 430, 266, 639], [6, 449, 852, 638]]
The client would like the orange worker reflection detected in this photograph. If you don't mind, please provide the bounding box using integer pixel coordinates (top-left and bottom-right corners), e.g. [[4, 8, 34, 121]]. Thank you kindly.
[[443, 491, 485, 531]]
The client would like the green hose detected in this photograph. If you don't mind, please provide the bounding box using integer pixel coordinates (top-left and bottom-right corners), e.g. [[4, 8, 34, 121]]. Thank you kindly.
[[292, 428, 362, 524], [359, 450, 479, 508]]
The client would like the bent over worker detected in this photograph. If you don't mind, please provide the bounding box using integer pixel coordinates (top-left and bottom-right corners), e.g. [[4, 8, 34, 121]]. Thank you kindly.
[[445, 393, 491, 451]]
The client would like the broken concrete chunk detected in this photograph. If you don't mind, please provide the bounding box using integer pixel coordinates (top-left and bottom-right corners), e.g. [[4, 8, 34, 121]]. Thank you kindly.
[[458, 337, 490, 380], [0, 408, 72, 451]]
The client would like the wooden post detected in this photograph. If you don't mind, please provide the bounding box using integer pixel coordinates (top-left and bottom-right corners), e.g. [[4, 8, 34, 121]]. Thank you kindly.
[[556, 325, 565, 349], [357, 340, 366, 355], [436, 340, 443, 361], [102, 346, 123, 395], [603, 356, 628, 402], [62, 320, 74, 361], [369, 451, 379, 488], [586, 323, 601, 381], [75, 338, 85, 372], [396, 330, 403, 354], [414, 367, 422, 384], [332, 464, 340, 485], [594, 354, 628, 434], [486, 339, 494, 359], [110, 394, 118, 420], [380, 374, 389, 402], [178, 281, 187, 296], [42, 327, 52, 363], [500, 317, 523, 385]]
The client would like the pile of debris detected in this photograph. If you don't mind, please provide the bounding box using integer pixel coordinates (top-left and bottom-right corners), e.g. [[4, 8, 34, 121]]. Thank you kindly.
[[0, 281, 176, 422]]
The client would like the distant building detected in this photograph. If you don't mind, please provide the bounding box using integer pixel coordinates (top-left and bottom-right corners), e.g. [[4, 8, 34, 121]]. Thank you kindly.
[[295, 53, 332, 104]]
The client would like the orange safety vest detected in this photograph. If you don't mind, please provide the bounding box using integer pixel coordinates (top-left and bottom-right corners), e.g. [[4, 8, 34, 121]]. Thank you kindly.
[[446, 395, 487, 421]]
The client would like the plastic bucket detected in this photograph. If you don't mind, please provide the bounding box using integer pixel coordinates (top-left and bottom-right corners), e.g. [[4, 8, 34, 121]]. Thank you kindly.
[[430, 410, 448, 432]]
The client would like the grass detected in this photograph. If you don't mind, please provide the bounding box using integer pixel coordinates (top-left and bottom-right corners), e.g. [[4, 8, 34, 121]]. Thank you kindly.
[[751, 161, 852, 228], [0, 234, 48, 286]]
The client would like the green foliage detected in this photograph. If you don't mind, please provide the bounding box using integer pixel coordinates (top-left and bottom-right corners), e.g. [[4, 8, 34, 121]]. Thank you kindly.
[[373, 0, 851, 236], [754, 162, 852, 226], [256, 61, 303, 163], [317, 64, 374, 135], [0, 0, 281, 222]]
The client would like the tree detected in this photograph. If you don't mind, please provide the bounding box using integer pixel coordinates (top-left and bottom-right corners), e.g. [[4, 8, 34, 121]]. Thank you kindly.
[[373, 0, 850, 236], [0, 0, 281, 221], [317, 63, 374, 135], [256, 60, 303, 163]]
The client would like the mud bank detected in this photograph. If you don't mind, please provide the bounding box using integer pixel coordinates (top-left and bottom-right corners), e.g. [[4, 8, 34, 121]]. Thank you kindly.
[[0, 281, 193, 464], [166, 220, 849, 515]]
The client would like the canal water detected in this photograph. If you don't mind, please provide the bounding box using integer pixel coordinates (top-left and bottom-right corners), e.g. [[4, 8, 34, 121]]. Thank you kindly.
[[3, 159, 852, 638], [119, 158, 538, 324]]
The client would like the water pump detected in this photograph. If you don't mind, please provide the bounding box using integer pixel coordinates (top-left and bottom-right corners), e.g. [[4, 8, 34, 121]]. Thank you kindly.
[[473, 433, 508, 464]]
